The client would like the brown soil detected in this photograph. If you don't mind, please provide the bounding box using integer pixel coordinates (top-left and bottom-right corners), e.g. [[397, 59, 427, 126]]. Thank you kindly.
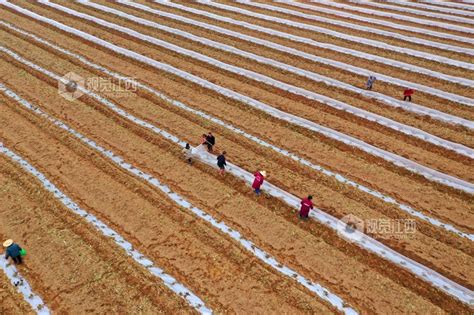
[[260, 1, 474, 60], [191, 1, 474, 78], [335, 0, 474, 29], [83, 0, 474, 149], [300, 1, 474, 43], [0, 156, 193, 313], [7, 1, 474, 184], [132, 1, 474, 124], [0, 1, 472, 313], [0, 56, 458, 314], [0, 269, 34, 314]]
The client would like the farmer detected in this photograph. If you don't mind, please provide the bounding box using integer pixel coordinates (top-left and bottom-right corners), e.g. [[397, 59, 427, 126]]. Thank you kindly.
[[252, 170, 266, 195], [182, 143, 193, 164], [366, 75, 376, 90], [298, 195, 314, 220], [3, 239, 23, 265], [206, 132, 215, 153], [217, 151, 227, 175], [403, 88, 414, 101]]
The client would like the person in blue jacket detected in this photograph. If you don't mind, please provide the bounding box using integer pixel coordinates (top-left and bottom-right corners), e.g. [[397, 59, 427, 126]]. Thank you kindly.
[[3, 239, 22, 264]]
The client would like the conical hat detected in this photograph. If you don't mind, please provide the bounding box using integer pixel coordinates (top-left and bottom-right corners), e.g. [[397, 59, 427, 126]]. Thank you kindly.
[[3, 239, 13, 247], [261, 171, 267, 177]]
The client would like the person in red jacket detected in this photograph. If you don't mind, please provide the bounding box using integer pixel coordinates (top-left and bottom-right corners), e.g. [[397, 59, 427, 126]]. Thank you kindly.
[[403, 88, 415, 102], [299, 195, 314, 220], [252, 171, 266, 195]]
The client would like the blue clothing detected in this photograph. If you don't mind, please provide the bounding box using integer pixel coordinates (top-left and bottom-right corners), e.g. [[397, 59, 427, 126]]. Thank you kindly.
[[5, 244, 22, 259]]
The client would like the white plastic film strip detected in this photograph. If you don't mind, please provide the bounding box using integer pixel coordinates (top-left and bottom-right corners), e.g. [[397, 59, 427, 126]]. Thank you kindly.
[[111, 1, 474, 128], [0, 98, 212, 314], [0, 83, 358, 315], [0, 47, 472, 306], [0, 22, 470, 241], [384, 0, 474, 17], [154, 1, 474, 102], [309, 0, 474, 34], [289, 0, 474, 44], [417, 1, 474, 11], [73, 0, 474, 158], [347, 0, 474, 25], [4, 1, 472, 194], [271, 1, 474, 54], [0, 258, 50, 314], [202, 1, 474, 70]]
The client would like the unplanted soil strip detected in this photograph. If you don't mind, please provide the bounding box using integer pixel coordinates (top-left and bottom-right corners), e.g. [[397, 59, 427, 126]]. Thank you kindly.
[[310, 0, 474, 33], [348, 0, 474, 25], [416, 1, 474, 12], [200, 1, 474, 70], [0, 256, 50, 314], [0, 86, 212, 314], [154, 1, 474, 108], [383, 0, 474, 18], [268, 1, 474, 53], [1, 47, 472, 306], [2, 21, 471, 241], [95, 1, 474, 130], [6, 1, 473, 194], [0, 80, 357, 315], [73, 0, 474, 157]]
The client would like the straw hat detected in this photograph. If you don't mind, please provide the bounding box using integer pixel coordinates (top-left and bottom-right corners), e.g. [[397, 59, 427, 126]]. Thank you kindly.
[[3, 239, 13, 248], [261, 171, 267, 177]]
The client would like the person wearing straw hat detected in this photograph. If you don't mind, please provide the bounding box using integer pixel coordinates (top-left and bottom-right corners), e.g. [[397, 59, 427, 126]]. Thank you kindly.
[[3, 239, 23, 264], [252, 170, 266, 196]]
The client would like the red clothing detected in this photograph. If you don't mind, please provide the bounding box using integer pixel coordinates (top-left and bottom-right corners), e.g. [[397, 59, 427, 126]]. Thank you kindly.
[[252, 172, 265, 189], [403, 89, 414, 96], [299, 198, 314, 217]]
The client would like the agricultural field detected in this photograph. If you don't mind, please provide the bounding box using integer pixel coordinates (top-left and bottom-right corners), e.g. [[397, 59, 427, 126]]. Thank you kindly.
[[0, 0, 472, 314]]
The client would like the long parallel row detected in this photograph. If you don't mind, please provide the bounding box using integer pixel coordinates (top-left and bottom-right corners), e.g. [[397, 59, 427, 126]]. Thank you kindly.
[[8, 1, 473, 194], [156, 1, 474, 90], [348, 0, 474, 25], [285, 0, 474, 44], [112, 2, 474, 129], [265, 0, 474, 53], [384, 0, 474, 17], [0, 83, 212, 314], [3, 20, 469, 241], [0, 254, 49, 314], [73, 0, 474, 158], [419, 1, 474, 11], [3, 0, 474, 312], [309, 0, 474, 34], [2, 44, 473, 306], [203, 1, 474, 70], [0, 74, 357, 314]]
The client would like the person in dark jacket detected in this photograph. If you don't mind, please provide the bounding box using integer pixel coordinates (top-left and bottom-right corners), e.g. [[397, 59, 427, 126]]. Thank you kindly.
[[299, 195, 314, 220], [206, 132, 215, 153], [3, 239, 22, 264], [217, 151, 227, 175], [183, 143, 193, 164], [252, 170, 266, 195]]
